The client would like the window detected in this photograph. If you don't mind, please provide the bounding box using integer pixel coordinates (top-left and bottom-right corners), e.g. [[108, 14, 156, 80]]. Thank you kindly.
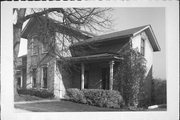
[[42, 43, 48, 53], [31, 38, 38, 55], [32, 68, 37, 88], [17, 77, 21, 89], [42, 67, 48, 88], [141, 38, 145, 56]]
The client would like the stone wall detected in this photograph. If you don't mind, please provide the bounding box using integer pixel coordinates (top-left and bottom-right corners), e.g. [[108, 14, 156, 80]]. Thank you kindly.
[[54, 61, 72, 98], [26, 32, 56, 91]]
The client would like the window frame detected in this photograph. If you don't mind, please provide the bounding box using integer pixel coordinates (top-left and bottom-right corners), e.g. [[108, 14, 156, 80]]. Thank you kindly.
[[140, 38, 145, 56], [31, 37, 38, 56], [32, 68, 37, 88], [42, 66, 48, 88]]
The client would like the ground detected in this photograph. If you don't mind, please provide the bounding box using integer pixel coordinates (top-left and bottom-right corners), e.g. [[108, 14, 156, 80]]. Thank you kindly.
[[14, 95, 166, 112], [15, 100, 123, 112]]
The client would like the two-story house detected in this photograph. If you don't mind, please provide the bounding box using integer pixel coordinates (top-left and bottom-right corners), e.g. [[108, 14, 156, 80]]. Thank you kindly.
[[21, 16, 160, 99]]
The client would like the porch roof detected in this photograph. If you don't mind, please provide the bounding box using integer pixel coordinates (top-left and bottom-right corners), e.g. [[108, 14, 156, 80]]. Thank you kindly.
[[66, 53, 123, 63]]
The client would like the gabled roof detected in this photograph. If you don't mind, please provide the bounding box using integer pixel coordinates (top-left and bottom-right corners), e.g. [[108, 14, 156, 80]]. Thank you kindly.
[[71, 25, 161, 52], [21, 16, 95, 39]]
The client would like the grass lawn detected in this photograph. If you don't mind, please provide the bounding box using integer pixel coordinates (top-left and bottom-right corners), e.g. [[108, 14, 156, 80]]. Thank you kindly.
[[14, 94, 166, 112], [15, 99, 166, 112], [15, 100, 124, 112]]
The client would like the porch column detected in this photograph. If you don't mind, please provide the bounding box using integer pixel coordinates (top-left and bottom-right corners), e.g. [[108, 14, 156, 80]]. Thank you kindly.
[[109, 60, 114, 90], [81, 63, 85, 89]]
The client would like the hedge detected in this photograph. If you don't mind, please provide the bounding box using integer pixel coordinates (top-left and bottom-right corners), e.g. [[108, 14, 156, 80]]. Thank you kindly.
[[151, 79, 166, 105], [66, 88, 124, 109], [65, 88, 86, 103], [17, 89, 54, 98]]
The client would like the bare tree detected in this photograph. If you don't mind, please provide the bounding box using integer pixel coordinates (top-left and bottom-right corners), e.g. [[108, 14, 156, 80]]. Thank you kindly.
[[13, 8, 112, 99]]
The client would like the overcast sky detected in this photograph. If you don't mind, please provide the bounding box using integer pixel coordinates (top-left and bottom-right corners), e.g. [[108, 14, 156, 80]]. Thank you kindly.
[[19, 7, 166, 79]]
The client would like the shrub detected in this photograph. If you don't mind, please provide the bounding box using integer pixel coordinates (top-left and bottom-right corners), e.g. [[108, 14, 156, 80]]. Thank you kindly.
[[66, 88, 86, 103], [151, 79, 166, 105], [114, 48, 147, 107], [17, 89, 54, 98], [82, 89, 124, 108], [66, 88, 124, 109]]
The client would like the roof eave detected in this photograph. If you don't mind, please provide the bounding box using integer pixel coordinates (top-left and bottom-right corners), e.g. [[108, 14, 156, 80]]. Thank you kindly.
[[70, 34, 132, 48], [148, 25, 161, 51], [21, 18, 35, 39], [133, 25, 161, 52]]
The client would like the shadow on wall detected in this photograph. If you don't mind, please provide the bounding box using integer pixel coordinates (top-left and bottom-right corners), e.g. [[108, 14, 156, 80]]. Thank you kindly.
[[56, 61, 72, 97]]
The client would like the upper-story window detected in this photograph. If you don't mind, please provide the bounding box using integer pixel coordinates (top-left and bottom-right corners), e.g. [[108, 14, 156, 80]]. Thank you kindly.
[[141, 38, 145, 56], [31, 38, 38, 55], [42, 43, 48, 53]]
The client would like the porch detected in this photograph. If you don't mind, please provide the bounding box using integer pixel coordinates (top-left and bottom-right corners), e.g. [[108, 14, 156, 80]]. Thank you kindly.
[[69, 53, 123, 90]]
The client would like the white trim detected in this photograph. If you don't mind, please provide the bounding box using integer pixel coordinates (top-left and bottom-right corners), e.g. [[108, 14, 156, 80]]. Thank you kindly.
[[133, 25, 150, 37], [21, 18, 33, 39], [148, 26, 161, 50]]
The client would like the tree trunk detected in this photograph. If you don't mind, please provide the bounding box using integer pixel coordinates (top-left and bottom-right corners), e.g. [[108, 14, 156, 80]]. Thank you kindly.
[[13, 25, 23, 100], [13, 8, 26, 100]]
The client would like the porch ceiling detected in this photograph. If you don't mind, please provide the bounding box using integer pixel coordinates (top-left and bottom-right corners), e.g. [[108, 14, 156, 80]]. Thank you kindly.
[[66, 53, 123, 63]]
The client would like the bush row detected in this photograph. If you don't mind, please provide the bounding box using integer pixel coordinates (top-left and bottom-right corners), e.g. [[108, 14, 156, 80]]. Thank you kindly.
[[17, 89, 54, 98], [66, 88, 124, 109], [151, 79, 166, 105]]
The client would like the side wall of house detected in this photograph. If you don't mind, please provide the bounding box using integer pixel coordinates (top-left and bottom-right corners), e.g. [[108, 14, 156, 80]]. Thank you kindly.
[[132, 32, 153, 102], [54, 61, 72, 98]]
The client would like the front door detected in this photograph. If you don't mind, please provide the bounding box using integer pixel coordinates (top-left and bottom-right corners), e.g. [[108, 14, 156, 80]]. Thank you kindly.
[[84, 71, 89, 89], [102, 68, 109, 90]]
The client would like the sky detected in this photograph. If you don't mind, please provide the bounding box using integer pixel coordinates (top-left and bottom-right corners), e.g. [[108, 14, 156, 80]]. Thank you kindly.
[[18, 7, 166, 79]]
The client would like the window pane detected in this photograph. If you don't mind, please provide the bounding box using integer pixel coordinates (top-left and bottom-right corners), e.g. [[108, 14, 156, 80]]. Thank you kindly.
[[42, 44, 48, 53], [32, 68, 36, 87], [141, 39, 145, 56], [43, 67, 48, 88]]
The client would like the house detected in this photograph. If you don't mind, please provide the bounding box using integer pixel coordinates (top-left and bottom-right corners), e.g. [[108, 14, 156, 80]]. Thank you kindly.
[[20, 16, 160, 100]]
